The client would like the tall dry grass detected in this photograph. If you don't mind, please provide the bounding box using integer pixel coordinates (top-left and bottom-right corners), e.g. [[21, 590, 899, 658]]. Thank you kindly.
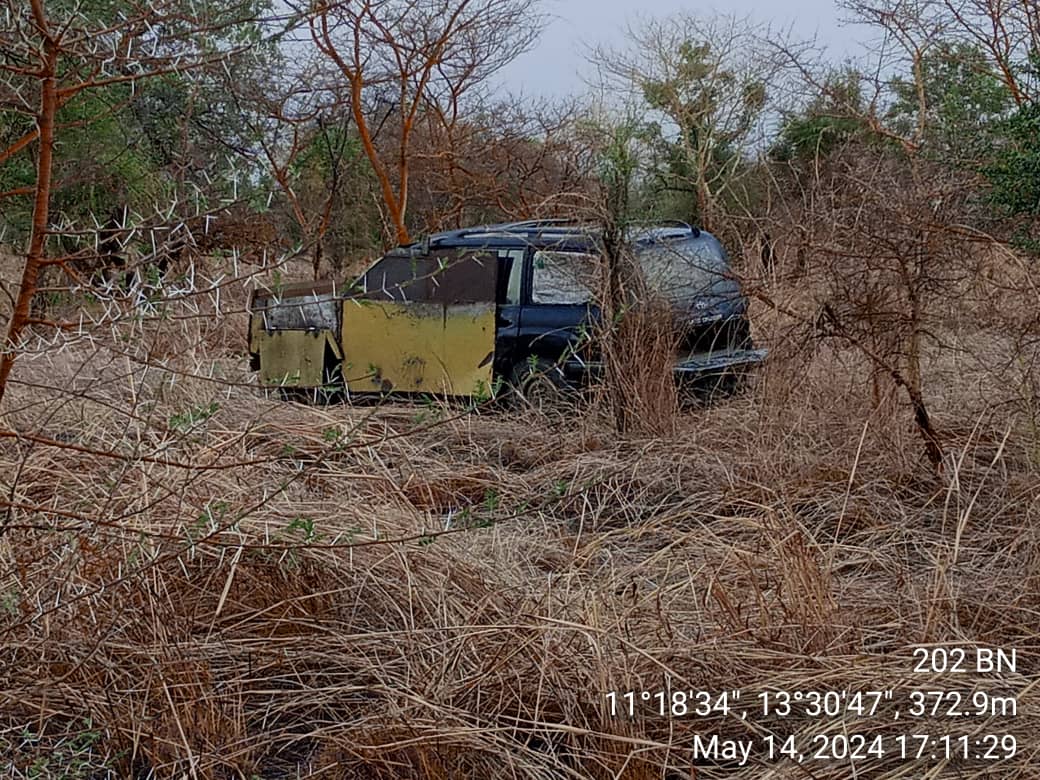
[[0, 255, 1038, 779]]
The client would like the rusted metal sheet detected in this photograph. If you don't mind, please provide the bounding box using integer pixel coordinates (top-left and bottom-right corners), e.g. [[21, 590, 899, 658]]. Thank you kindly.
[[249, 281, 343, 389], [358, 250, 497, 304], [251, 280, 340, 331], [249, 250, 498, 396], [340, 300, 496, 396], [256, 329, 341, 388]]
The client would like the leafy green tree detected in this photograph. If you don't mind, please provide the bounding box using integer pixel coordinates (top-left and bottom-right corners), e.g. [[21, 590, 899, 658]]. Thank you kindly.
[[592, 13, 786, 230], [0, 0, 274, 246], [887, 42, 1014, 165], [771, 68, 867, 163], [638, 40, 767, 223], [985, 100, 1040, 251], [287, 120, 384, 275]]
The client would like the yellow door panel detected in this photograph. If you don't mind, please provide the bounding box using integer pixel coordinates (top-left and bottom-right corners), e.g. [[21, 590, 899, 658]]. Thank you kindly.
[[341, 300, 495, 396], [257, 329, 340, 388]]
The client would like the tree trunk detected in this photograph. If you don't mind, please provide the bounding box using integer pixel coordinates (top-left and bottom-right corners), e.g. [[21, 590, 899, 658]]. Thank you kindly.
[[0, 12, 58, 408]]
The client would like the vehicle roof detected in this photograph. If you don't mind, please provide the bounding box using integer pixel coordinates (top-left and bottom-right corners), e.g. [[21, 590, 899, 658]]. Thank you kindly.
[[392, 219, 708, 253]]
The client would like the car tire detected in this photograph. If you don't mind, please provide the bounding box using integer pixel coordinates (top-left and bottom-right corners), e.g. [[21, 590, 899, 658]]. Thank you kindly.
[[508, 359, 567, 410], [679, 369, 748, 408]]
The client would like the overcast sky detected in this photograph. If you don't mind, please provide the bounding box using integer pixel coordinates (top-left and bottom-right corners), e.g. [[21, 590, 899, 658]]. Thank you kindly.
[[495, 0, 872, 97]]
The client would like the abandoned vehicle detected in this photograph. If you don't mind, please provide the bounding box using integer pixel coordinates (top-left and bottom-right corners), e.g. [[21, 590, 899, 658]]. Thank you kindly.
[[247, 220, 766, 402]]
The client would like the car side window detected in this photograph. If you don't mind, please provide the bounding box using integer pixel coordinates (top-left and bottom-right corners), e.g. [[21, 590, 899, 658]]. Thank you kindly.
[[531, 251, 598, 305]]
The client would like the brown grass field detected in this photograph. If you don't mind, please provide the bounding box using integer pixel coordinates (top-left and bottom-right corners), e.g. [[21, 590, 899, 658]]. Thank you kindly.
[[0, 255, 1038, 778]]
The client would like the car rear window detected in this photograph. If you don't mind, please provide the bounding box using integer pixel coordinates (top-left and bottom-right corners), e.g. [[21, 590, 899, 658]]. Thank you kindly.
[[637, 236, 738, 303]]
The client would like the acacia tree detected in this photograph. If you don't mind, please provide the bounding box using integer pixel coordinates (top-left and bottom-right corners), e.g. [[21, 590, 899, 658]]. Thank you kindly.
[[758, 0, 1036, 471], [303, 0, 542, 245], [0, 0, 265, 406], [919, 0, 1038, 106], [220, 45, 382, 278], [592, 14, 791, 230], [406, 96, 594, 230]]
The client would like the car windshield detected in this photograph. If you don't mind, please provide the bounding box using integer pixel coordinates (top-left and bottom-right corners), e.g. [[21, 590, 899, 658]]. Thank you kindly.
[[636, 234, 739, 304]]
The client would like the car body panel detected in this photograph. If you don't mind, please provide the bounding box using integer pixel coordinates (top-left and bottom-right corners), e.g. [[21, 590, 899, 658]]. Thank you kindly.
[[248, 282, 343, 388], [254, 328, 341, 388], [340, 299, 496, 395]]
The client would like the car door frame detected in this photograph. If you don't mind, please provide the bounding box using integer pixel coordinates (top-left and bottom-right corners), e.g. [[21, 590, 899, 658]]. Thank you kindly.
[[515, 242, 599, 382]]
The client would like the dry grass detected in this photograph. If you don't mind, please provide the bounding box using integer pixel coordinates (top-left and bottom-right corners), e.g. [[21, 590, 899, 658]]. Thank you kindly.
[[1, 262, 1039, 779]]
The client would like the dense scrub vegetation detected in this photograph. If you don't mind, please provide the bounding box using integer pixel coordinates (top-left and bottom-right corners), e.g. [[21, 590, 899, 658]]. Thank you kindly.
[[1, 0, 1039, 777]]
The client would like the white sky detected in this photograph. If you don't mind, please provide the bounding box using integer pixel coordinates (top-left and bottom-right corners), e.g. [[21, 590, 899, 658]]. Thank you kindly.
[[495, 0, 873, 97]]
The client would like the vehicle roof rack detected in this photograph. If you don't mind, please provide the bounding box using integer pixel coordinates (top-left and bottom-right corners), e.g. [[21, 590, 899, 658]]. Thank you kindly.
[[628, 220, 701, 244], [428, 219, 598, 244], [630, 219, 700, 234], [656, 219, 695, 230], [418, 218, 701, 250], [496, 218, 589, 230]]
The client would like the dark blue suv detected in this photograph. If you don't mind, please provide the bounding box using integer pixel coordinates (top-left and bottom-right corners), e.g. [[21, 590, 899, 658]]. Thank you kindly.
[[249, 219, 765, 401], [414, 219, 765, 398]]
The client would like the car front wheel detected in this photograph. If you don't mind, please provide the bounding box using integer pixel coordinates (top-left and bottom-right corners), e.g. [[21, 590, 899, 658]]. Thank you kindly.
[[508, 358, 568, 410]]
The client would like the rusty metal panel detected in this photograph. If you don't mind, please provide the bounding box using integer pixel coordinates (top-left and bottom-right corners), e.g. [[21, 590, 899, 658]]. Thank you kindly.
[[340, 300, 496, 396], [359, 250, 497, 304], [341, 249, 499, 396], [256, 329, 340, 388], [252, 281, 340, 331]]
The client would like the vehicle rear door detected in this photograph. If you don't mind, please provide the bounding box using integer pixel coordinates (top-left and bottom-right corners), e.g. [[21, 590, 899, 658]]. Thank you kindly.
[[517, 247, 599, 375], [341, 249, 498, 396]]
